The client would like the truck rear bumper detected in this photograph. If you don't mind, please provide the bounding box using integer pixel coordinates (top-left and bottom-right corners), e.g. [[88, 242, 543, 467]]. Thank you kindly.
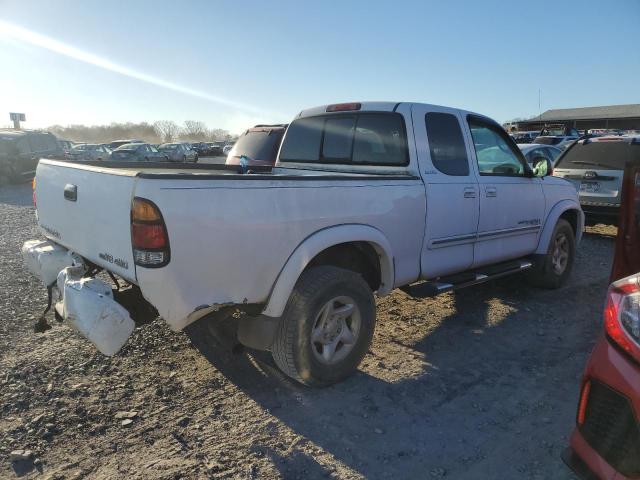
[[22, 239, 135, 356]]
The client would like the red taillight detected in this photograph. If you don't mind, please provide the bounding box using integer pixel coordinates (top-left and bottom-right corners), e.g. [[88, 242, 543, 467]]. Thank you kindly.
[[577, 380, 591, 426], [326, 102, 361, 112], [132, 223, 167, 249], [604, 277, 640, 362], [131, 197, 170, 267], [32, 177, 37, 207]]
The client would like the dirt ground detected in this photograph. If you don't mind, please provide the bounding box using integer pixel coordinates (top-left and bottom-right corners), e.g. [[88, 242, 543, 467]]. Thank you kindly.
[[0, 183, 617, 479]]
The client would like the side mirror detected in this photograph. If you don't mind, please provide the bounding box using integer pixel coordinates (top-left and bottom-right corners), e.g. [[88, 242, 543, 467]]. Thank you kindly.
[[532, 156, 552, 177]]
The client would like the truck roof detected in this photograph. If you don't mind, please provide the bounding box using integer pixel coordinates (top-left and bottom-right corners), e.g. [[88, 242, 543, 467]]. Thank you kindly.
[[296, 101, 480, 119]]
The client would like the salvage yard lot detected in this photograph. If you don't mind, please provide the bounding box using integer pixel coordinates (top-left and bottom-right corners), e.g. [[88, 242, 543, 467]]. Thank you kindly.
[[0, 183, 614, 479]]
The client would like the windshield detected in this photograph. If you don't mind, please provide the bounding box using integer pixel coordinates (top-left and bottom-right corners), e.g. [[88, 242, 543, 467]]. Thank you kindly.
[[229, 130, 284, 161], [555, 141, 640, 170]]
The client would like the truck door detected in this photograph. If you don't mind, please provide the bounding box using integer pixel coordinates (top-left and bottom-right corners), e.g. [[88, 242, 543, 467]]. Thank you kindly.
[[465, 115, 545, 267], [412, 105, 479, 278]]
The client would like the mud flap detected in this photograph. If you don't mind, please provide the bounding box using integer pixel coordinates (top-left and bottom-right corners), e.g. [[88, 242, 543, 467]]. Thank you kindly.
[[56, 267, 135, 356]]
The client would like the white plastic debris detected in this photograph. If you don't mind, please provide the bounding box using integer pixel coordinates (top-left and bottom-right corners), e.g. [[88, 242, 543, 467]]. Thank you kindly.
[[21, 239, 83, 286], [56, 267, 134, 356]]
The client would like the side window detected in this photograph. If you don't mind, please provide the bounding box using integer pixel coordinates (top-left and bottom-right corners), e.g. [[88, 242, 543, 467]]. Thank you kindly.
[[322, 117, 355, 161], [45, 135, 58, 150], [425, 112, 469, 176], [16, 138, 31, 154], [150, 146, 158, 153], [468, 117, 525, 176], [29, 134, 47, 152]]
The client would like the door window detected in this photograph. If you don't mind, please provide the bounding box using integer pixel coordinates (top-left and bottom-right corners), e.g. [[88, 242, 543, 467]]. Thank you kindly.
[[468, 117, 525, 176], [425, 112, 469, 176]]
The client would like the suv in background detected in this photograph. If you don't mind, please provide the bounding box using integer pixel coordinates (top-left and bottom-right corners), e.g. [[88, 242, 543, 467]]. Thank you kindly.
[[0, 129, 63, 183], [225, 124, 287, 167], [512, 131, 539, 144], [553, 135, 640, 225]]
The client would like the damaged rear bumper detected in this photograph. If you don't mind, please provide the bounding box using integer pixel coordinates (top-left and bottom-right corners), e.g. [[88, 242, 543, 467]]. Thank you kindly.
[[22, 239, 135, 356]]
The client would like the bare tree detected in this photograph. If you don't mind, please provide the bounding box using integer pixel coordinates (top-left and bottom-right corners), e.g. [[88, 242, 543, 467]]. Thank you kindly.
[[182, 120, 207, 141], [154, 120, 180, 143]]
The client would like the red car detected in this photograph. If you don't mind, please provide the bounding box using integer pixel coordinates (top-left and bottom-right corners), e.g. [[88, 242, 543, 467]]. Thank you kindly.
[[564, 160, 640, 479]]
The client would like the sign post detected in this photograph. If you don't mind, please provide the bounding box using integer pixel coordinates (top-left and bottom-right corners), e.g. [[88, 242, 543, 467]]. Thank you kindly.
[[9, 112, 26, 130]]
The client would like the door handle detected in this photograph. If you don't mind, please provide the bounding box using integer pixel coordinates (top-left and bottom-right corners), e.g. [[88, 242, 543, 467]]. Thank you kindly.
[[485, 187, 497, 198], [463, 188, 477, 198], [64, 184, 77, 202]]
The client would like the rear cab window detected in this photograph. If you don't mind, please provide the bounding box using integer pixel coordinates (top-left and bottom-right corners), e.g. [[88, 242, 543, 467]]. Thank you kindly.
[[425, 112, 469, 176], [555, 140, 640, 170], [279, 112, 408, 166]]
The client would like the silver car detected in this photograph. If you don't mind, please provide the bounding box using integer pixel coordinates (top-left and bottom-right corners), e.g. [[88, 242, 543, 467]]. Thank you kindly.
[[553, 135, 640, 225], [158, 143, 198, 162], [518, 143, 562, 167], [68, 143, 112, 161]]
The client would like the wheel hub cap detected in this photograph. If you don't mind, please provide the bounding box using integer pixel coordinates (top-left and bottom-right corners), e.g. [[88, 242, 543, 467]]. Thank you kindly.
[[311, 296, 361, 365], [551, 232, 569, 275]]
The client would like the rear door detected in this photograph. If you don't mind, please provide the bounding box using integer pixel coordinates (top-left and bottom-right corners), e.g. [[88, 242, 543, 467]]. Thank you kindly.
[[35, 160, 138, 281], [412, 105, 479, 278]]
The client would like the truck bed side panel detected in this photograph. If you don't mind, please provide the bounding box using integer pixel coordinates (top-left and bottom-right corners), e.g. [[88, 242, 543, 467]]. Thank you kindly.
[[134, 177, 426, 330]]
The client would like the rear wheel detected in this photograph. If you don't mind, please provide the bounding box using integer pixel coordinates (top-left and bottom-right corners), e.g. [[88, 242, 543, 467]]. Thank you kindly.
[[527, 218, 575, 289], [271, 266, 376, 387]]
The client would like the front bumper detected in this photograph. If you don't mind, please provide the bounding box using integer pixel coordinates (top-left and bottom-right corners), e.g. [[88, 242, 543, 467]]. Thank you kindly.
[[22, 239, 135, 356]]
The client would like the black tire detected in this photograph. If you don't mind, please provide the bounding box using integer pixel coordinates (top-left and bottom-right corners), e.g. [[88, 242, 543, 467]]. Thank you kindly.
[[144, 156, 149, 162], [183, 155, 187, 162], [527, 219, 575, 289], [194, 155, 199, 163], [271, 266, 376, 387]]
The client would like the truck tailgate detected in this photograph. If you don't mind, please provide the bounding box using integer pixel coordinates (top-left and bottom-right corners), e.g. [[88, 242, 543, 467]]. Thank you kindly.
[[35, 160, 137, 282]]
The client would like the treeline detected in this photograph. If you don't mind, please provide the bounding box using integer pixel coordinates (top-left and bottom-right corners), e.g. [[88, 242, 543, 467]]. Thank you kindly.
[[47, 120, 234, 144]]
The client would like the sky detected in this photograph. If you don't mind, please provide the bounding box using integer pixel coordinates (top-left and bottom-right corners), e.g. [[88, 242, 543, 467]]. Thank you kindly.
[[0, 0, 638, 133]]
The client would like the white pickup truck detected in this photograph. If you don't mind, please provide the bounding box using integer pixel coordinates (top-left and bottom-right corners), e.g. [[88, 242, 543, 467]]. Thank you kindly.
[[22, 101, 583, 386]]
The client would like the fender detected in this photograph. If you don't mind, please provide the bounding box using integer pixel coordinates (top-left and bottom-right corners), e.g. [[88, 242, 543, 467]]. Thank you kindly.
[[261, 224, 395, 318], [535, 199, 584, 254]]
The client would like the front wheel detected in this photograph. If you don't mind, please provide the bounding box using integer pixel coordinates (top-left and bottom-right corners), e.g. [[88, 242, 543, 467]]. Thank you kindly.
[[527, 218, 575, 289], [271, 266, 376, 387]]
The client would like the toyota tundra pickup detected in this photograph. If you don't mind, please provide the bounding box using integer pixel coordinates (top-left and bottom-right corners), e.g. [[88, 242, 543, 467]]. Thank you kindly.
[[22, 101, 584, 386]]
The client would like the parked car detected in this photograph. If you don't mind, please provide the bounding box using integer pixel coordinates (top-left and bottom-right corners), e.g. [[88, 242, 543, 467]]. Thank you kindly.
[[563, 160, 640, 480], [67, 143, 112, 161], [222, 144, 233, 156], [108, 139, 144, 150], [512, 131, 539, 144], [191, 142, 213, 156], [226, 124, 287, 167], [0, 129, 63, 183], [110, 143, 169, 162], [209, 141, 225, 156], [518, 143, 562, 167], [58, 139, 75, 158], [533, 135, 579, 150], [554, 135, 640, 225], [157, 143, 198, 162], [23, 101, 582, 387]]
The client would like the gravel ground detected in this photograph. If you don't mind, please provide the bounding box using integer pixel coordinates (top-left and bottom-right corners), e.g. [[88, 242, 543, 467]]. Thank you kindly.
[[0, 182, 616, 479]]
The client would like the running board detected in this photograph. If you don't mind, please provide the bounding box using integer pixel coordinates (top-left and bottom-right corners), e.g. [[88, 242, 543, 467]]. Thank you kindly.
[[400, 259, 533, 298]]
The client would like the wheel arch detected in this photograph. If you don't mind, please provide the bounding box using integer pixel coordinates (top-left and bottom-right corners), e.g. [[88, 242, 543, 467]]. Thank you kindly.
[[535, 200, 584, 254], [262, 224, 395, 318]]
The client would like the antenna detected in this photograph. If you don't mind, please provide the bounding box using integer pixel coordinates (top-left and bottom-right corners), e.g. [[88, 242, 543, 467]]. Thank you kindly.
[[538, 89, 541, 119]]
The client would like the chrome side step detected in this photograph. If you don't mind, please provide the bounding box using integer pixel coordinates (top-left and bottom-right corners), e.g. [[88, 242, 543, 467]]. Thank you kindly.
[[400, 259, 533, 298]]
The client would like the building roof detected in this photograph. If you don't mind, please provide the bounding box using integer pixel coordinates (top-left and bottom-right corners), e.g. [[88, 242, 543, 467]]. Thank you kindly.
[[536, 104, 640, 121]]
